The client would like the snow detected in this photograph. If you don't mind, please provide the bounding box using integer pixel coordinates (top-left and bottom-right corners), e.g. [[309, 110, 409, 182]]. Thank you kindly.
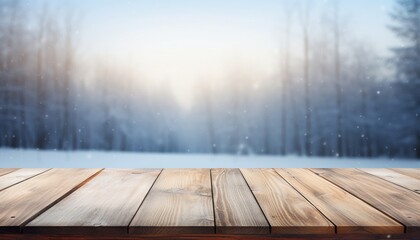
[[1, 148, 419, 168]]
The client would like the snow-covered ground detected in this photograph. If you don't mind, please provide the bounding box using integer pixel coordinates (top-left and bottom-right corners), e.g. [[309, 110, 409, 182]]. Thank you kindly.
[[0, 148, 419, 168]]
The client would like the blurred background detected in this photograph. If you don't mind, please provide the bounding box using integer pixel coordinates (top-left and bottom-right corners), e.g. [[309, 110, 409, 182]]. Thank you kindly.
[[0, 0, 419, 159]]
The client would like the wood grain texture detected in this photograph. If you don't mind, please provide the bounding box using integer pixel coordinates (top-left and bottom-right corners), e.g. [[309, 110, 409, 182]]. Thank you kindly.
[[0, 169, 50, 191], [0, 168, 101, 233], [211, 169, 269, 234], [390, 168, 420, 181], [24, 169, 161, 234], [359, 168, 420, 193], [129, 169, 214, 234], [240, 169, 334, 234], [276, 169, 403, 234], [311, 168, 420, 233], [1, 233, 418, 240], [0, 169, 18, 177], [0, 168, 418, 238]]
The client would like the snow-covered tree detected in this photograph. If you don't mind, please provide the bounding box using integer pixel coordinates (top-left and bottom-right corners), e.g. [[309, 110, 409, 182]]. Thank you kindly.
[[390, 0, 420, 158]]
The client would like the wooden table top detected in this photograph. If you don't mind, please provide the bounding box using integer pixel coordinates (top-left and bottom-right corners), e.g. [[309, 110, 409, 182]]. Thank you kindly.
[[0, 168, 419, 239]]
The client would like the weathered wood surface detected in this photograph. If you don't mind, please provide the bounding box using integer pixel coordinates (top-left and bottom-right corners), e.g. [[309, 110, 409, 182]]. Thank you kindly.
[[390, 168, 420, 180], [25, 169, 161, 234], [276, 169, 402, 234], [0, 168, 101, 233], [129, 169, 214, 234], [311, 168, 420, 233], [211, 169, 269, 234], [240, 168, 333, 234], [0, 168, 418, 238], [359, 168, 420, 193], [2, 233, 420, 240], [0, 168, 18, 177], [0, 169, 50, 191], [1, 233, 420, 240]]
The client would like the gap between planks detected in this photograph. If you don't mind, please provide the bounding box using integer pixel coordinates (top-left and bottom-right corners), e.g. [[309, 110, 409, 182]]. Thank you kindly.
[[310, 168, 420, 233], [0, 168, 418, 236], [0, 169, 51, 192], [0, 168, 103, 233], [25, 169, 161, 235]]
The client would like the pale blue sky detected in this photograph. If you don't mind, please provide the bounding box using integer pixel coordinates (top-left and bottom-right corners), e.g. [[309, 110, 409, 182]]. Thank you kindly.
[[26, 0, 400, 107], [27, 0, 398, 56]]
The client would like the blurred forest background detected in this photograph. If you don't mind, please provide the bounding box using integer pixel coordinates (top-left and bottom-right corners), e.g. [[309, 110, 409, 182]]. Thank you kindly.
[[0, 0, 419, 158]]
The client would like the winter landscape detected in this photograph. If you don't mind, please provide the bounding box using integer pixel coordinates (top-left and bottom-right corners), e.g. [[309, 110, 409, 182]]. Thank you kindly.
[[0, 0, 419, 166]]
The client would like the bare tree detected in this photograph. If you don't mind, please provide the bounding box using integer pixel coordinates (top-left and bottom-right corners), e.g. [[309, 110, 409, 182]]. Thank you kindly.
[[59, 12, 78, 150], [351, 44, 379, 157], [280, 0, 294, 155], [35, 4, 48, 148], [299, 0, 313, 156], [390, 0, 420, 158], [333, 0, 343, 157]]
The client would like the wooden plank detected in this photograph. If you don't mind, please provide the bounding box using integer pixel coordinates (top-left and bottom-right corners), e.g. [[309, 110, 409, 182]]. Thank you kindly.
[[390, 168, 420, 181], [240, 169, 334, 234], [2, 233, 420, 240], [0, 169, 50, 191], [211, 169, 269, 234], [276, 169, 403, 234], [24, 169, 161, 234], [0, 168, 101, 233], [0, 169, 18, 177], [311, 168, 420, 233], [129, 169, 214, 234], [359, 168, 420, 193]]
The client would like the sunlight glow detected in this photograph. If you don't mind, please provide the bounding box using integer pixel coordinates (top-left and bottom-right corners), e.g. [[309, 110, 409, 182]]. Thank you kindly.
[[66, 0, 396, 108], [95, 23, 278, 108]]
